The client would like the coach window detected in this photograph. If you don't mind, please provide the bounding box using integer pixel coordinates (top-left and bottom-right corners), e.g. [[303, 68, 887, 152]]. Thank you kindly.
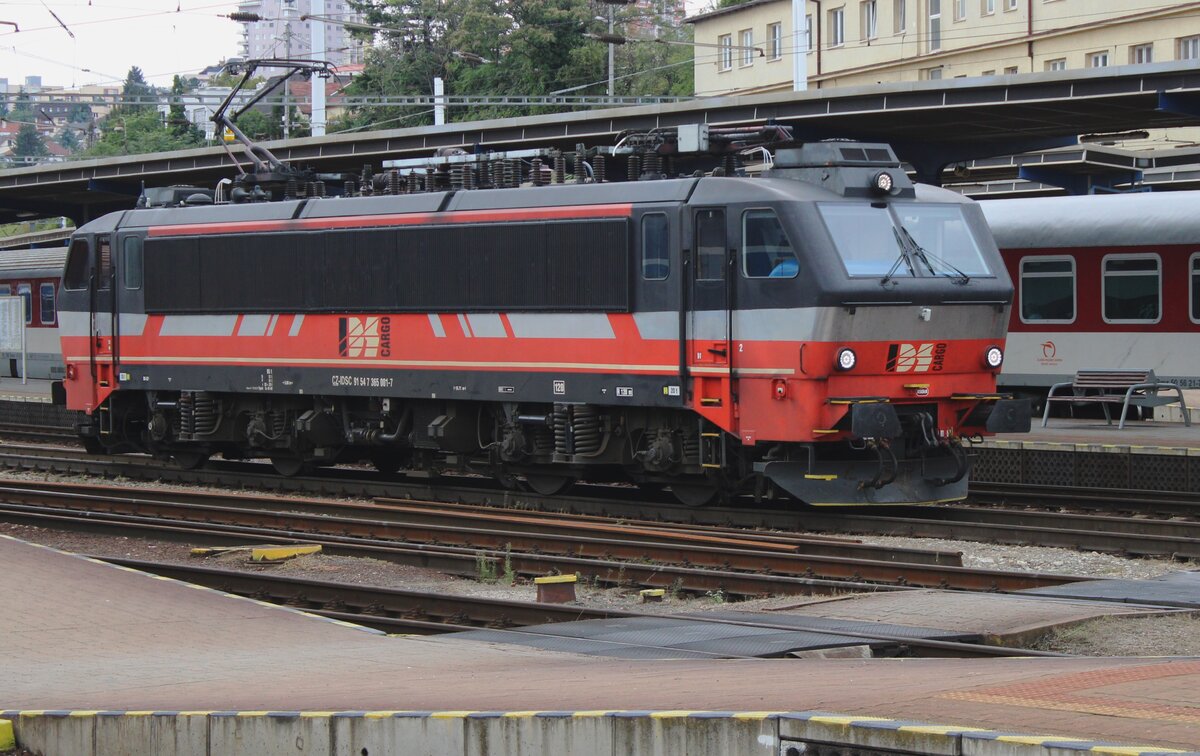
[[641, 213, 669, 280], [1191, 253, 1200, 323], [1019, 257, 1075, 323], [123, 236, 143, 289], [696, 209, 726, 280], [742, 209, 798, 278], [0, 285, 10, 296], [16, 284, 31, 325], [39, 283, 56, 325], [1103, 254, 1160, 323], [64, 239, 90, 291]]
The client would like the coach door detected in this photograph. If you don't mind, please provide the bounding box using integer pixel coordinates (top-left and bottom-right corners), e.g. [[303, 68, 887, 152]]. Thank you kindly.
[[687, 208, 734, 429]]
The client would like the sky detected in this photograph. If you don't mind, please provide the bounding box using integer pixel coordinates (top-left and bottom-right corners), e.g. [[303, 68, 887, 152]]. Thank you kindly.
[[0, 1, 244, 89]]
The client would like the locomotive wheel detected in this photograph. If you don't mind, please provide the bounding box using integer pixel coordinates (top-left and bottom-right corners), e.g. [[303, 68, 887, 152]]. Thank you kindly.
[[670, 482, 720, 507], [370, 454, 403, 474], [80, 436, 107, 455], [270, 455, 310, 477], [523, 474, 575, 496], [171, 450, 209, 470]]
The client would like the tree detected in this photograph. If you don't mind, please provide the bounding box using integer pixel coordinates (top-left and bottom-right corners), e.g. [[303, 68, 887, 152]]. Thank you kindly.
[[167, 75, 202, 142], [9, 89, 34, 124], [119, 66, 156, 113], [83, 106, 204, 158], [57, 128, 81, 153], [334, 0, 693, 133], [13, 124, 49, 160]]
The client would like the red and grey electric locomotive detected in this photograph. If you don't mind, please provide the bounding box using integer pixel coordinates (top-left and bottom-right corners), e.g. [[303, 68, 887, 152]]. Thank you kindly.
[[55, 132, 1029, 506]]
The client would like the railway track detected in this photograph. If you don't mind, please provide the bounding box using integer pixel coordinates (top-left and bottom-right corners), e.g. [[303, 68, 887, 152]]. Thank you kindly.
[[0, 478, 1080, 595], [0, 422, 77, 446], [0, 442, 1196, 560], [90, 557, 1060, 658]]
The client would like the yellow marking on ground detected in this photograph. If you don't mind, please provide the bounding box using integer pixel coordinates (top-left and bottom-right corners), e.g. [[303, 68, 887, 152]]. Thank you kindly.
[[501, 711, 544, 718], [808, 715, 897, 725], [0, 720, 14, 751], [571, 711, 615, 718], [299, 712, 336, 718], [533, 574, 576, 585], [649, 711, 699, 719], [68, 711, 100, 718], [733, 712, 786, 720], [122, 711, 156, 717], [899, 724, 989, 735], [235, 711, 272, 717], [430, 711, 476, 719], [251, 544, 322, 562], [364, 711, 400, 719]]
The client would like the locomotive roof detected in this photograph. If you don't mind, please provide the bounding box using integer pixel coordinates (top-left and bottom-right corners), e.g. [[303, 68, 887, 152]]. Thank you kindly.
[[0, 245, 68, 275], [980, 190, 1200, 249], [95, 174, 886, 232]]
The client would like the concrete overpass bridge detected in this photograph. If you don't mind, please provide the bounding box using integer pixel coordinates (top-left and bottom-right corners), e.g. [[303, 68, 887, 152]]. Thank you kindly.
[[3, 61, 1200, 224]]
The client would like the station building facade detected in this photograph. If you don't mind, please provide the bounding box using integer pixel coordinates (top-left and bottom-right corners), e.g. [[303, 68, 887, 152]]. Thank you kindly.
[[687, 0, 1200, 95]]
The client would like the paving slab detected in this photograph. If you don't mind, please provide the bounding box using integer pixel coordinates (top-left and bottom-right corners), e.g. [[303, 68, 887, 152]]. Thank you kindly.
[[1022, 570, 1200, 608], [3, 534, 1200, 750], [761, 589, 1179, 643]]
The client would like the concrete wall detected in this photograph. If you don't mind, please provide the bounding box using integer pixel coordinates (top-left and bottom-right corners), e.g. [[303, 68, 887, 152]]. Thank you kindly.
[[4, 709, 1180, 756]]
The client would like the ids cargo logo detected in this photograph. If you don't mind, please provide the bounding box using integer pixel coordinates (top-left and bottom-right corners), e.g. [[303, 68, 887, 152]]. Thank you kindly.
[[338, 316, 392, 358], [885, 342, 946, 373]]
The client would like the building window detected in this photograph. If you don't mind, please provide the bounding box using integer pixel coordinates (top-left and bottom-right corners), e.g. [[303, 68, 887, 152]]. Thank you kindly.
[[1103, 255, 1160, 323], [829, 7, 846, 47], [1130, 43, 1153, 64], [718, 34, 732, 71], [1179, 35, 1200, 60], [740, 29, 754, 65], [955, 0, 966, 21], [1020, 257, 1075, 323], [894, 0, 907, 32], [862, 0, 878, 39], [806, 14, 814, 49], [1088, 50, 1110, 68], [768, 22, 782, 59], [981, 0, 994, 14], [1045, 58, 1066, 71], [981, 69, 995, 75], [1004, 65, 1019, 74], [1191, 254, 1200, 323], [39, 283, 55, 325], [928, 0, 941, 52], [1005, 0, 1017, 9], [925, 66, 943, 80]]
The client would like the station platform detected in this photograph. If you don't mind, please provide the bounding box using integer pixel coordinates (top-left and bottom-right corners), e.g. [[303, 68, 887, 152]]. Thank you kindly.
[[2, 534, 1199, 755], [973, 417, 1200, 492], [0, 376, 53, 404]]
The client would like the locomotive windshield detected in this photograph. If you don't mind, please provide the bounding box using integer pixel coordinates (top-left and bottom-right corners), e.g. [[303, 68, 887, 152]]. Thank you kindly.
[[818, 202, 991, 279]]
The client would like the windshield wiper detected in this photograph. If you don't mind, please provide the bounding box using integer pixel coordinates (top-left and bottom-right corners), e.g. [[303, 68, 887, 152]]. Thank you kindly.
[[897, 225, 970, 285], [880, 227, 916, 287]]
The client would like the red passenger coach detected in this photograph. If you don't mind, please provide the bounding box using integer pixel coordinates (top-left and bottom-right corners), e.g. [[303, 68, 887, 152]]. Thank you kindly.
[[981, 191, 1200, 396], [56, 137, 1030, 506]]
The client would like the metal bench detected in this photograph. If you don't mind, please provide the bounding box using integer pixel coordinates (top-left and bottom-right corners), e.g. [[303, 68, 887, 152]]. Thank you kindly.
[[1042, 369, 1191, 430]]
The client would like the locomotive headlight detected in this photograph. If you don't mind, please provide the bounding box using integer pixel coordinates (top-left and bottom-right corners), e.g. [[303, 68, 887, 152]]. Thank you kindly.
[[836, 347, 857, 371], [871, 170, 895, 195], [984, 345, 1004, 369]]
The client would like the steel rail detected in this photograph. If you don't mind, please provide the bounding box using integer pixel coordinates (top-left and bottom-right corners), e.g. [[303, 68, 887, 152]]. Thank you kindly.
[[970, 481, 1200, 517], [93, 557, 1061, 658], [0, 486, 1058, 590], [1, 446, 1196, 559], [0, 478, 961, 566]]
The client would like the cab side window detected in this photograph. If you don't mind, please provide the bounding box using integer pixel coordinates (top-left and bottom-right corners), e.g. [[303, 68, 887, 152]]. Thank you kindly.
[[641, 213, 669, 280], [64, 239, 90, 290], [123, 236, 144, 289], [742, 209, 798, 278]]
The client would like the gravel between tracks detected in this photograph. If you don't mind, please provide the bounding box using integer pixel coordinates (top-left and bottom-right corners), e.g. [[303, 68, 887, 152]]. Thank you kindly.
[[0, 467, 1194, 654]]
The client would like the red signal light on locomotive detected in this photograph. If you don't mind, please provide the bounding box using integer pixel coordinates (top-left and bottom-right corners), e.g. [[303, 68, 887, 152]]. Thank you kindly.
[[983, 345, 1004, 369], [835, 347, 857, 371]]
